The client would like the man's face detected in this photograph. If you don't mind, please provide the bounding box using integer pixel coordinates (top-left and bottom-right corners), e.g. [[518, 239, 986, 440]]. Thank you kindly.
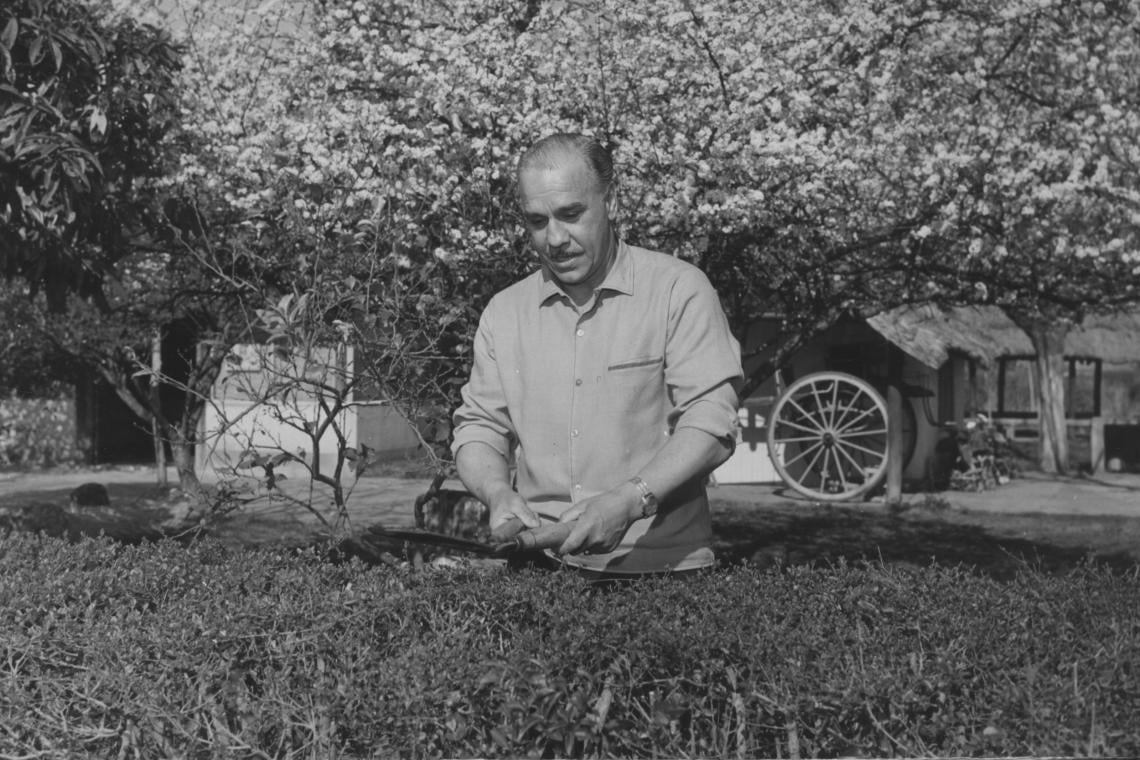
[[518, 150, 617, 299]]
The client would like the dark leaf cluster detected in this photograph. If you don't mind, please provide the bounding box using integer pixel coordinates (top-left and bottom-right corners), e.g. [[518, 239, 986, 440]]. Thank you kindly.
[[0, 0, 182, 310]]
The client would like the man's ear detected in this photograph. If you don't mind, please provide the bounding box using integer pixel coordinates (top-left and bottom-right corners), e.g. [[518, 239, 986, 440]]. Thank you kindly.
[[605, 186, 619, 221]]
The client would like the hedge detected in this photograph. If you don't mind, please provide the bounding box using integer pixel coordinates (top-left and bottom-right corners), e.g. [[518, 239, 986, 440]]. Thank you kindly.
[[1, 533, 1137, 758]]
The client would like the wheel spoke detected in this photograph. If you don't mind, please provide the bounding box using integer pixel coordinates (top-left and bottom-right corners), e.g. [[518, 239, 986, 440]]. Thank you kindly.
[[814, 447, 830, 485], [833, 450, 852, 490], [837, 439, 889, 460], [828, 391, 862, 431], [828, 381, 841, 429], [801, 444, 827, 481], [834, 439, 878, 475], [787, 394, 826, 425], [838, 427, 889, 438], [784, 397, 826, 434], [776, 417, 826, 437], [834, 403, 879, 434], [771, 434, 826, 444], [805, 383, 830, 429], [782, 440, 824, 469]]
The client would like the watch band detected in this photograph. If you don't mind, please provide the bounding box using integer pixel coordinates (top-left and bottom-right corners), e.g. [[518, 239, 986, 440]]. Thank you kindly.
[[628, 476, 658, 518]]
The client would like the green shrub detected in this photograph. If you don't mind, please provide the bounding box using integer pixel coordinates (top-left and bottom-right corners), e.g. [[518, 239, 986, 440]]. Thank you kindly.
[[1, 534, 1137, 758]]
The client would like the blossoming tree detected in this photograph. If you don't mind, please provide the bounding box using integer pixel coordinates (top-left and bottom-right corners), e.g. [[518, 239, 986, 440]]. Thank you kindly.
[[103, 0, 1140, 489]]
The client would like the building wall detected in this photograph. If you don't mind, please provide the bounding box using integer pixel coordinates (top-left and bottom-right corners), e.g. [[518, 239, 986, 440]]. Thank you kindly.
[[356, 402, 423, 460]]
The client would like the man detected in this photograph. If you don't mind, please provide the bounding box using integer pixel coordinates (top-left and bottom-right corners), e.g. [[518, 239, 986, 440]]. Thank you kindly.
[[451, 133, 743, 576]]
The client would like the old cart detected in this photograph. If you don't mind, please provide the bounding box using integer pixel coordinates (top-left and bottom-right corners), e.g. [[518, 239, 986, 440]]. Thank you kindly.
[[764, 371, 915, 501]]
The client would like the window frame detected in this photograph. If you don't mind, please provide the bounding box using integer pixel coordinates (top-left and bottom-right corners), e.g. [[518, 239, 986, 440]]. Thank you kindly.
[[996, 355, 1102, 419]]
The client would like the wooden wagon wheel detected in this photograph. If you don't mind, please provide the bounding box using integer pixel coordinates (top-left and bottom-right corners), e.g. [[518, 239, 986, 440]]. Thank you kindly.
[[765, 372, 893, 501]]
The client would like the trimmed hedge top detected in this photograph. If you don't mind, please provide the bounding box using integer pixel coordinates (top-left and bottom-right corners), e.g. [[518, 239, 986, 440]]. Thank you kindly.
[[1, 534, 1138, 758]]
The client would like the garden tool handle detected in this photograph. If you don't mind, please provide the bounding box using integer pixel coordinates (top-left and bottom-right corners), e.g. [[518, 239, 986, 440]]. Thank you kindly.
[[492, 517, 573, 551]]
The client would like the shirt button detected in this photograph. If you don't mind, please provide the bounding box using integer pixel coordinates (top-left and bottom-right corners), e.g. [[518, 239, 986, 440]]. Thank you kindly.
[[576, 328, 584, 337], [572, 429, 579, 437], [575, 378, 582, 386], [574, 484, 582, 491]]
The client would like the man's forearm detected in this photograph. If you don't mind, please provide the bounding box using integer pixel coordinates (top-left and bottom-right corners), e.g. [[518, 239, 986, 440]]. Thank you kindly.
[[454, 441, 515, 505], [634, 426, 732, 506]]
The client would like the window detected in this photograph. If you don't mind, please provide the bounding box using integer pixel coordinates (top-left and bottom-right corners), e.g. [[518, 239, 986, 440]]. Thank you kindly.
[[997, 356, 1101, 418]]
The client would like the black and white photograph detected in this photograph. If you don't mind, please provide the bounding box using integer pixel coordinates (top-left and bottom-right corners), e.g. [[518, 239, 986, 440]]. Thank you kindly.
[[2, 0, 1139, 756]]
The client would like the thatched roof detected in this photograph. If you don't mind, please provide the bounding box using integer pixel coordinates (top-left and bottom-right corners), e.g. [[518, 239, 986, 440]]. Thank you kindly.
[[865, 305, 1140, 369]]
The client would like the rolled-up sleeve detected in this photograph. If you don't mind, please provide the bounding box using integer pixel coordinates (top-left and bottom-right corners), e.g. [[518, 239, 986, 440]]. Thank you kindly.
[[664, 269, 744, 441], [450, 305, 516, 459]]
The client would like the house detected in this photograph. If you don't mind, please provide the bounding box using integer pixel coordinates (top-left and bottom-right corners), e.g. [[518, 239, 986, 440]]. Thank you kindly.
[[714, 305, 1140, 488], [195, 342, 423, 478]]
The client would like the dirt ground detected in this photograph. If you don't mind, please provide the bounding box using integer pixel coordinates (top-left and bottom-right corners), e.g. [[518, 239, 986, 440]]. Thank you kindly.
[[2, 465, 1139, 579]]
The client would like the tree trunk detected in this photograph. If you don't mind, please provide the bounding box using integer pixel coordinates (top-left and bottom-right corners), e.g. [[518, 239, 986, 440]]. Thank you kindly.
[[885, 346, 905, 504], [97, 359, 213, 508], [151, 328, 168, 486], [1024, 321, 1070, 474], [170, 428, 210, 506]]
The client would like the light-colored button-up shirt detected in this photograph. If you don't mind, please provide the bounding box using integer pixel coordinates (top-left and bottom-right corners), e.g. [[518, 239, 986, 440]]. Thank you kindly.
[[452, 241, 743, 573]]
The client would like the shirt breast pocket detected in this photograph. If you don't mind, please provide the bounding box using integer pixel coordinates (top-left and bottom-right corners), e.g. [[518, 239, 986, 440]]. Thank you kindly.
[[606, 355, 663, 386]]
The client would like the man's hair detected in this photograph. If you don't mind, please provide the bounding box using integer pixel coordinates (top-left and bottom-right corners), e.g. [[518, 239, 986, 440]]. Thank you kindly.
[[517, 133, 615, 193]]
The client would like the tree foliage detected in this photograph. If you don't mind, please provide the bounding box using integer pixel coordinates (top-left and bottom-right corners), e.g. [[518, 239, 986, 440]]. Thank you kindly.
[[0, 280, 78, 398], [0, 0, 182, 309]]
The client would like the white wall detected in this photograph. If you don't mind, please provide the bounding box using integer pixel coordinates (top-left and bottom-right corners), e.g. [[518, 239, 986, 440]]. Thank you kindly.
[[196, 343, 357, 480]]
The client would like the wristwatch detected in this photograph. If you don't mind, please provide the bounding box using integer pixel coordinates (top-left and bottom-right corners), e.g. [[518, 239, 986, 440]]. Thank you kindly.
[[628, 476, 659, 519]]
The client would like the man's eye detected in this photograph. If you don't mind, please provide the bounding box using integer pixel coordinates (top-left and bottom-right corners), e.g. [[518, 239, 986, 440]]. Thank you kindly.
[[526, 217, 547, 228]]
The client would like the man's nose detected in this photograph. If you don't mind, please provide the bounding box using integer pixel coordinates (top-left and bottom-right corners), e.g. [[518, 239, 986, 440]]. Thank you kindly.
[[547, 219, 569, 249]]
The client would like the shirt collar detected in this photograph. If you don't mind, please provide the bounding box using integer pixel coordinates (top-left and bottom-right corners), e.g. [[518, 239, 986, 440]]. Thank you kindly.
[[538, 239, 634, 306]]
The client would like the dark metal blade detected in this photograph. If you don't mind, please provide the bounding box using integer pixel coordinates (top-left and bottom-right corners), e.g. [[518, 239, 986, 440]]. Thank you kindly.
[[364, 527, 501, 556]]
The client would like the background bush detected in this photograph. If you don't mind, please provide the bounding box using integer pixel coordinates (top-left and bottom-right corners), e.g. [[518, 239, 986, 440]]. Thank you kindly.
[[1, 534, 1137, 758], [0, 397, 83, 469]]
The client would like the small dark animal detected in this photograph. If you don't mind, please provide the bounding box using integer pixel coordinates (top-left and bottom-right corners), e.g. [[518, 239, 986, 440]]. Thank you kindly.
[[69, 482, 111, 508], [413, 472, 489, 541]]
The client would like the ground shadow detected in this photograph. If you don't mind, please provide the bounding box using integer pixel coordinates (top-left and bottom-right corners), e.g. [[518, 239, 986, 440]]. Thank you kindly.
[[711, 500, 1140, 580], [0, 483, 191, 543]]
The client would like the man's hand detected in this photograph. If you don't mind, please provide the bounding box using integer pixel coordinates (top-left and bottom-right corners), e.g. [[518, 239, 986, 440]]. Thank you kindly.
[[454, 442, 539, 539], [556, 483, 641, 555], [486, 484, 540, 537]]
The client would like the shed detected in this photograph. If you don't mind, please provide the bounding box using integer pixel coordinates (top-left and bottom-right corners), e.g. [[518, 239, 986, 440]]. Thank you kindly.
[[717, 305, 1140, 486]]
